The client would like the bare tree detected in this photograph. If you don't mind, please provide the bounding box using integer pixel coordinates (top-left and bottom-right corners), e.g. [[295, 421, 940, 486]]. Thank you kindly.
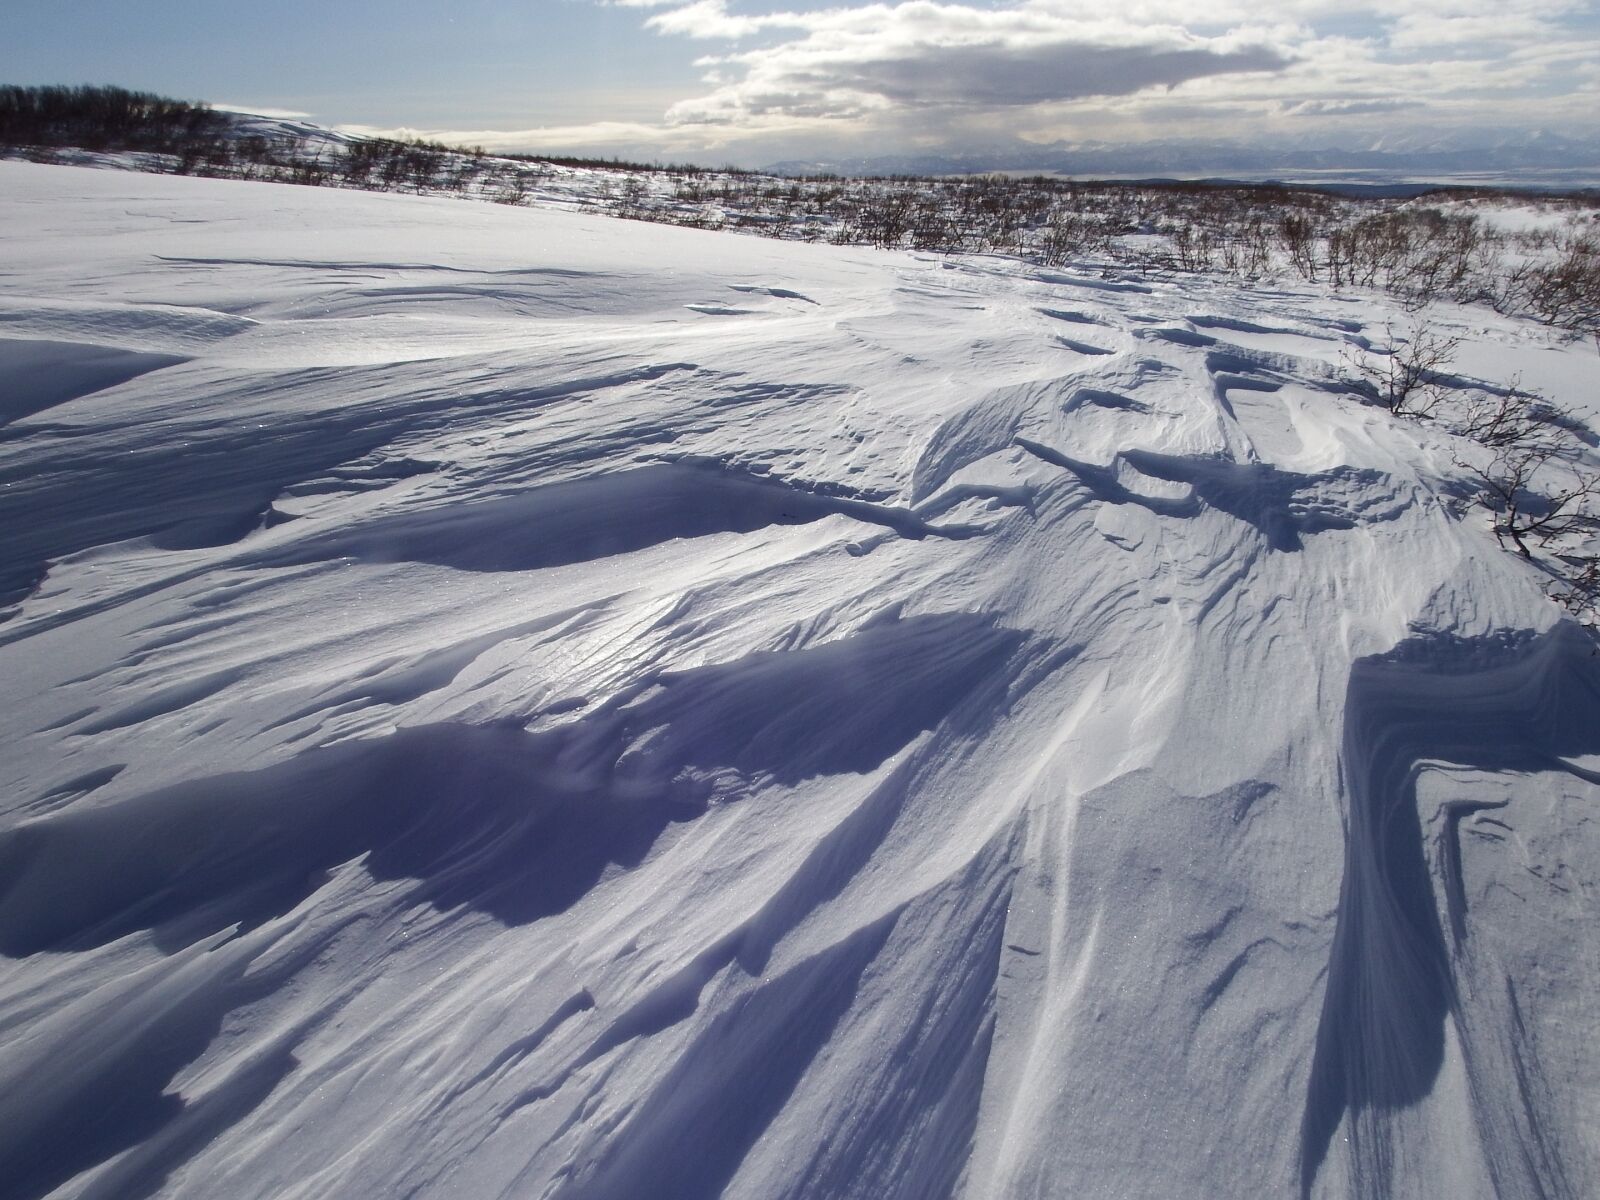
[[1345, 319, 1464, 418], [1456, 433, 1600, 557], [1523, 232, 1600, 344], [1280, 213, 1321, 281], [1454, 379, 1546, 447]]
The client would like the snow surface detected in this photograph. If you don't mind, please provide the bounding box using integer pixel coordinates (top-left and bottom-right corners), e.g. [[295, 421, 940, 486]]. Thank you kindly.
[[1, 160, 1598, 1200]]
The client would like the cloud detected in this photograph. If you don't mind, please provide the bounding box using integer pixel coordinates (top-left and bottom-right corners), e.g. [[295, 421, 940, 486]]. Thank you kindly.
[[212, 103, 314, 120], [788, 39, 1293, 107], [645, 0, 806, 38], [1279, 97, 1423, 116], [369, 1, 1598, 162], [650, 3, 1297, 127], [1386, 11, 1556, 51]]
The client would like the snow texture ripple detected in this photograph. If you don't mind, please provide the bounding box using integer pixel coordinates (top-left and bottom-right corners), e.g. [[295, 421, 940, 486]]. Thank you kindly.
[[0, 162, 1597, 1200]]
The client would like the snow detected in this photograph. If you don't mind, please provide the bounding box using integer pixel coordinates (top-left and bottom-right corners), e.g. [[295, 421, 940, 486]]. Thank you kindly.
[[1, 159, 1598, 1199]]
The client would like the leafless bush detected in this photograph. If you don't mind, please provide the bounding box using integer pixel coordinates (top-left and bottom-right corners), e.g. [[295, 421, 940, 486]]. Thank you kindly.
[[1548, 554, 1600, 625], [0, 84, 230, 156], [1521, 232, 1600, 342], [1215, 219, 1272, 277], [1321, 209, 1492, 307], [1453, 380, 1554, 447], [854, 189, 918, 248], [1280, 213, 1322, 281], [1445, 377, 1600, 625], [489, 169, 531, 206], [1456, 433, 1600, 557], [1038, 210, 1100, 266], [1345, 319, 1464, 418]]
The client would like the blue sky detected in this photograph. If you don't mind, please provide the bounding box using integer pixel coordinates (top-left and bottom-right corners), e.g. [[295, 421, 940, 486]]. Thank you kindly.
[[5, 1, 1597, 163]]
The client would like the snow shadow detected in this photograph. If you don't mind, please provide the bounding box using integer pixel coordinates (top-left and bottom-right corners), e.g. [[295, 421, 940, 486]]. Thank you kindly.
[[0, 376, 405, 609], [1065, 387, 1151, 415], [0, 360, 691, 613], [0, 613, 1025, 958], [549, 915, 899, 1200], [1019, 439, 1389, 551], [0, 339, 186, 427], [1300, 623, 1600, 1196], [0, 953, 304, 1200], [268, 461, 954, 574]]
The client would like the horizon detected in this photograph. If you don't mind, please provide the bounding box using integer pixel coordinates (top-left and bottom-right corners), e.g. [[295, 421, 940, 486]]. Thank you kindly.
[[6, 1, 1600, 167]]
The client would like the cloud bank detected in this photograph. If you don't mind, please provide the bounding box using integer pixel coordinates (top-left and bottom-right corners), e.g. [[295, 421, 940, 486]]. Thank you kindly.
[[350, 0, 1600, 162]]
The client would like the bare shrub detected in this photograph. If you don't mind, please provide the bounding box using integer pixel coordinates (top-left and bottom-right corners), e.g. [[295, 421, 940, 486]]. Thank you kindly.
[[1447, 378, 1600, 623], [1038, 210, 1099, 267], [1171, 224, 1214, 272], [1345, 319, 1464, 418], [856, 189, 918, 249], [1522, 233, 1600, 342], [0, 84, 230, 156], [1456, 433, 1600, 558], [1455, 381, 1546, 447], [489, 169, 531, 206], [1280, 213, 1321, 281], [1548, 554, 1600, 625]]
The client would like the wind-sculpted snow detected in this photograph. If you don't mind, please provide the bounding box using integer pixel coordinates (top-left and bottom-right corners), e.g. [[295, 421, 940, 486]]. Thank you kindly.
[[261, 462, 976, 574], [0, 339, 187, 426], [1016, 439, 1409, 551], [1302, 624, 1600, 1200], [0, 612, 1022, 958], [1, 163, 1597, 1200]]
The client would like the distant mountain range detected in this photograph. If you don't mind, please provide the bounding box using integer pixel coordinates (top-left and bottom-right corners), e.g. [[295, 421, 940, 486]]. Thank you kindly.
[[766, 131, 1600, 186]]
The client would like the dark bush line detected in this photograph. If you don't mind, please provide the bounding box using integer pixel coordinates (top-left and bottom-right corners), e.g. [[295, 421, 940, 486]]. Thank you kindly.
[[0, 84, 231, 155], [510, 153, 751, 176]]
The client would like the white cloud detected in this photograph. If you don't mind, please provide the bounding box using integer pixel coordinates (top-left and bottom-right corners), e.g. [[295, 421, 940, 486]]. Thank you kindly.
[[644, 0, 808, 38], [413, 1, 1598, 161], [654, 3, 1298, 127], [212, 103, 314, 120]]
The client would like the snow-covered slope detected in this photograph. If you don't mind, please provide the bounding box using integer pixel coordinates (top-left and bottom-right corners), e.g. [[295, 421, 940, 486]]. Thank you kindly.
[[1, 160, 1597, 1200]]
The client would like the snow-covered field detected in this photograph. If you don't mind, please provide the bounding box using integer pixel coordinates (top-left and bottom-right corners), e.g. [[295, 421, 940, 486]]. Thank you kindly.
[[1, 160, 1598, 1200]]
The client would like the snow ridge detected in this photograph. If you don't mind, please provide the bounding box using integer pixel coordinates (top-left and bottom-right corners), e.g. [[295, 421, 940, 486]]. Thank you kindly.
[[0, 162, 1597, 1199]]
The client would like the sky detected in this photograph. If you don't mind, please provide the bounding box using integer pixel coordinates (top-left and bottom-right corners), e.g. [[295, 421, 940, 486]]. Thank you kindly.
[[5, 0, 1598, 164]]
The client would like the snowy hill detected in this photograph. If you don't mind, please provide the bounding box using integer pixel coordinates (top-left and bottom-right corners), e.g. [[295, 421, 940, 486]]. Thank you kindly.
[[1, 160, 1598, 1200]]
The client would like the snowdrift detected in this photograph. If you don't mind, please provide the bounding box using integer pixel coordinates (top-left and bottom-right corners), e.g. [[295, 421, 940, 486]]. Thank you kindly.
[[1, 161, 1597, 1200]]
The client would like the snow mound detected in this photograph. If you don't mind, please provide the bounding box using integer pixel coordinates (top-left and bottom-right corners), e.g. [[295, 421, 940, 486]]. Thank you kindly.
[[1, 161, 1597, 1200]]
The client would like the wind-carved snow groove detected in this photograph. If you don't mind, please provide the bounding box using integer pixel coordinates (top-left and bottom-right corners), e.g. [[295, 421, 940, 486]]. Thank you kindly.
[[262, 604, 609, 738], [1301, 623, 1600, 1200], [0, 339, 189, 428], [728, 284, 818, 304], [263, 461, 982, 574], [0, 360, 701, 630], [1190, 313, 1343, 351], [0, 297, 257, 352], [1052, 335, 1116, 357], [1016, 439, 1408, 551], [1063, 387, 1151, 415], [1204, 347, 1345, 396], [154, 255, 602, 278], [1036, 307, 1108, 327], [0, 613, 1027, 1193], [0, 612, 1026, 958], [908, 356, 1185, 506], [0, 924, 338, 1200], [536, 825, 1021, 1200]]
